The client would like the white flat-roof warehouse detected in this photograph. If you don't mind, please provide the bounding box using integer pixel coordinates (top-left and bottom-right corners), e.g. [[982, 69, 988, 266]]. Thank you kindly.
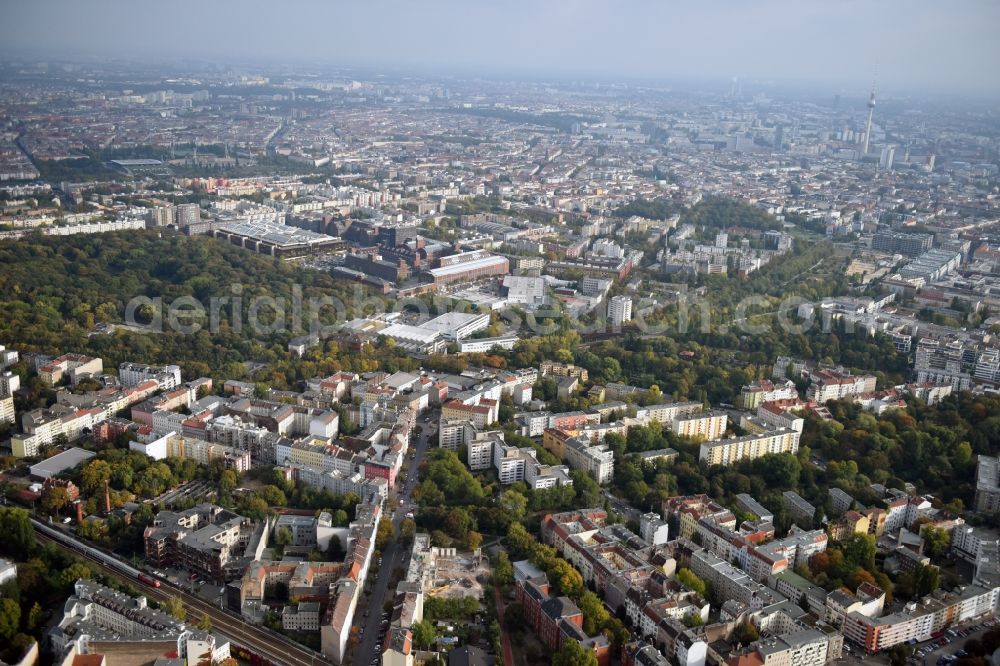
[[213, 221, 345, 257], [378, 323, 446, 353], [420, 312, 490, 340], [424, 254, 509, 284], [501, 275, 548, 308], [30, 447, 96, 480]]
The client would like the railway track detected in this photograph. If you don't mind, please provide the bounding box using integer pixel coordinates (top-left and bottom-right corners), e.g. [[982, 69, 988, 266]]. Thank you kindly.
[[34, 528, 330, 666]]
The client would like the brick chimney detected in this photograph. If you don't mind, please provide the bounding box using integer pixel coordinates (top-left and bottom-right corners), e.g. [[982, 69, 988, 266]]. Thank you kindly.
[[104, 479, 111, 514]]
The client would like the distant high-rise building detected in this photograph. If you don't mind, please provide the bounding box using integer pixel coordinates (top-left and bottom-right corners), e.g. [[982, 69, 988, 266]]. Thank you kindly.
[[879, 145, 895, 170], [377, 225, 418, 248], [146, 205, 176, 227], [872, 230, 933, 257], [0, 370, 18, 425], [727, 132, 753, 152], [975, 456, 1000, 513], [774, 125, 785, 150], [715, 231, 729, 249], [862, 88, 876, 155], [608, 295, 632, 327], [175, 203, 201, 228]]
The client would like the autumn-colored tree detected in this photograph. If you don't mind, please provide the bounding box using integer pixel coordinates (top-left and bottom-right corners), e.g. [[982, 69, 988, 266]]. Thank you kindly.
[[375, 517, 395, 550], [40, 485, 70, 516], [847, 567, 876, 592], [399, 518, 416, 544], [79, 460, 112, 495], [577, 591, 610, 635], [735, 621, 759, 645], [547, 559, 584, 599]]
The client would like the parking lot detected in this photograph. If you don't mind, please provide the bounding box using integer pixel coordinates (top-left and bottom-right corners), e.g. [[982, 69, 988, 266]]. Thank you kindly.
[[914, 618, 997, 665], [155, 564, 227, 606], [356, 606, 393, 666], [835, 616, 999, 666], [151, 479, 217, 507], [835, 649, 890, 665]]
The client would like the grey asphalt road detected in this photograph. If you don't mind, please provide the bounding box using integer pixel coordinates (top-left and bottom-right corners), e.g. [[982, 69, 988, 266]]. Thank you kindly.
[[602, 488, 643, 522], [350, 410, 438, 666]]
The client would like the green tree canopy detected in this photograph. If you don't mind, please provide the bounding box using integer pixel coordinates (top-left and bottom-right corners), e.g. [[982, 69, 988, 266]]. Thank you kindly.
[[411, 619, 437, 649], [552, 639, 598, 666], [163, 596, 187, 621], [676, 568, 708, 598], [0, 508, 35, 559], [0, 599, 20, 640]]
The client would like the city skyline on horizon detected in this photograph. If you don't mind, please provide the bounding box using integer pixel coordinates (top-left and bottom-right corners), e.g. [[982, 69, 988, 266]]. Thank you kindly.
[[2, 0, 999, 98]]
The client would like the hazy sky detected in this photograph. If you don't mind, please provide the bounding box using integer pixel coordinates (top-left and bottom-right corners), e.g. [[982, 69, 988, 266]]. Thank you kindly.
[[3, 0, 999, 94]]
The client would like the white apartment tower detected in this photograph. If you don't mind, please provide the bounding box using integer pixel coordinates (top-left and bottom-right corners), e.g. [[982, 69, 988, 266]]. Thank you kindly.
[[0, 371, 18, 425], [608, 296, 633, 327]]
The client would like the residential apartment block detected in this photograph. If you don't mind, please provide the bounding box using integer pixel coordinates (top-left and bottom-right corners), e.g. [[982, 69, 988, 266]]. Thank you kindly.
[[37, 353, 103, 386], [783, 491, 817, 526], [671, 410, 728, 441], [144, 504, 265, 583], [283, 602, 321, 632], [975, 455, 1000, 514], [872, 230, 934, 257], [441, 398, 498, 429], [564, 436, 615, 484], [737, 379, 798, 410], [119, 362, 182, 390], [665, 495, 737, 539], [0, 370, 18, 425], [699, 427, 800, 466], [806, 369, 877, 403], [735, 494, 775, 524], [51, 580, 229, 665], [842, 583, 1000, 653], [516, 572, 611, 666]]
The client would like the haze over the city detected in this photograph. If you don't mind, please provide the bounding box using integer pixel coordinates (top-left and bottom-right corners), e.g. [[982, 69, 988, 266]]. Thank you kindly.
[[4, 2, 1000, 666], [3, 0, 1000, 96]]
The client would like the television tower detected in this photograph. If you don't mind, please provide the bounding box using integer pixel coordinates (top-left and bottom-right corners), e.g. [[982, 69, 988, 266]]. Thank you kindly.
[[862, 88, 876, 155]]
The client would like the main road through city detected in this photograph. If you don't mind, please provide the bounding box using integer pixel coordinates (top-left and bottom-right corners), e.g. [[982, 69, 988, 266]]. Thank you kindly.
[[30, 407, 440, 666], [350, 408, 438, 666]]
